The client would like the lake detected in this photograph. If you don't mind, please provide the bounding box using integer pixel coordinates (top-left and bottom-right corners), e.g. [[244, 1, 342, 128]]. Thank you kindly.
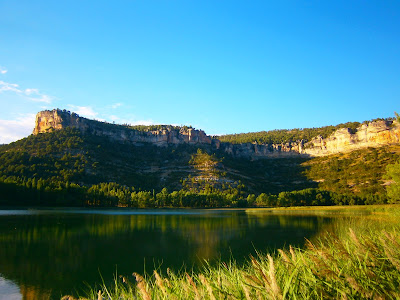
[[0, 207, 373, 299]]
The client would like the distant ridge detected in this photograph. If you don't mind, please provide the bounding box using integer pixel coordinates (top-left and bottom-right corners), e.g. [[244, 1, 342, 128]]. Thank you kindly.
[[33, 109, 400, 157], [33, 109, 213, 146]]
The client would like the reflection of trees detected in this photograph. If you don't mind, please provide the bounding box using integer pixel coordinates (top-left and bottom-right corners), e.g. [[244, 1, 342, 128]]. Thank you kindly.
[[0, 210, 341, 299], [20, 285, 51, 300], [247, 213, 331, 231]]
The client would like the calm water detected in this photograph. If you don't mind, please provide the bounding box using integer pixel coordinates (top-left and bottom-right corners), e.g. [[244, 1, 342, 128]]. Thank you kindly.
[[0, 208, 366, 299]]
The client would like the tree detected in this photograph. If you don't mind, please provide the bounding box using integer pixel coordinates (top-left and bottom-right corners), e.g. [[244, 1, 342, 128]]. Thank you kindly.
[[385, 160, 400, 203], [256, 193, 268, 206], [156, 187, 169, 206], [395, 112, 400, 123], [246, 194, 256, 206]]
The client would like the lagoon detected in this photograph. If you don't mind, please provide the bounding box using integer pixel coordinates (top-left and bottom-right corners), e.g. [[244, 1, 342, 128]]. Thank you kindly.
[[0, 207, 378, 299]]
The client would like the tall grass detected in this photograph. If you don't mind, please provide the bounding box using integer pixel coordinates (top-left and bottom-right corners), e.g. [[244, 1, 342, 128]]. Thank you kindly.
[[64, 209, 400, 300]]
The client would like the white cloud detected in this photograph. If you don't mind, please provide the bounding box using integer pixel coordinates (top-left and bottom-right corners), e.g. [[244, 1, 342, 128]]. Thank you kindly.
[[24, 88, 39, 95], [111, 102, 123, 109], [0, 80, 21, 93], [67, 105, 100, 119], [0, 114, 36, 144], [0, 66, 7, 74], [28, 94, 54, 104], [0, 80, 54, 104]]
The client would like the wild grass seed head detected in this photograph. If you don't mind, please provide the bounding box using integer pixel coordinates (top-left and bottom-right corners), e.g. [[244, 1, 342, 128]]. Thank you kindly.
[[383, 231, 400, 248], [133, 272, 151, 300], [97, 290, 103, 300], [278, 249, 291, 267], [267, 254, 282, 300], [186, 272, 200, 300], [245, 274, 264, 287], [154, 270, 167, 297], [199, 274, 216, 300], [289, 245, 297, 262], [241, 283, 252, 300]]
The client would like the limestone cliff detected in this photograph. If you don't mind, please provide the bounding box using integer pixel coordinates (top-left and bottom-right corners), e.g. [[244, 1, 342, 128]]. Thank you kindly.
[[33, 109, 400, 158], [33, 109, 212, 146], [216, 120, 400, 158], [33, 109, 83, 135], [301, 120, 400, 156]]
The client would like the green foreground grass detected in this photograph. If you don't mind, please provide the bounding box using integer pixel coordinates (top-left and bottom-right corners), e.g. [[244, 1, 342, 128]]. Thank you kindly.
[[64, 206, 400, 300]]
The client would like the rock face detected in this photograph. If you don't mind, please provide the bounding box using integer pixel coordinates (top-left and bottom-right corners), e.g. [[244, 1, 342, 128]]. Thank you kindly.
[[301, 120, 400, 156], [33, 109, 82, 135], [33, 109, 400, 158], [33, 109, 212, 146], [217, 141, 305, 158], [216, 120, 400, 158]]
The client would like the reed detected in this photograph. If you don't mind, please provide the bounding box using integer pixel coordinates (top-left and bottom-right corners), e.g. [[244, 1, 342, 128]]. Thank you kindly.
[[72, 210, 400, 300]]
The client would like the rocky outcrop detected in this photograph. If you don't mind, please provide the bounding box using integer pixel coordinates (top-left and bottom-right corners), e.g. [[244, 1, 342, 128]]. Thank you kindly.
[[217, 120, 400, 158], [33, 109, 83, 135], [33, 109, 400, 158], [33, 109, 212, 146], [218, 141, 303, 158], [301, 120, 400, 156]]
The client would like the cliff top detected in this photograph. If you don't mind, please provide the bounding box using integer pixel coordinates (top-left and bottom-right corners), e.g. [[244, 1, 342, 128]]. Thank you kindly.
[[34, 108, 399, 146], [34, 109, 196, 135]]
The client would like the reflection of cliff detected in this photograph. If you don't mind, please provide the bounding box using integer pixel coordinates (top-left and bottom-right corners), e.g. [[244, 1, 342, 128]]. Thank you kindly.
[[0, 211, 245, 299], [20, 285, 51, 300], [0, 210, 337, 299], [0, 212, 246, 276], [3, 209, 380, 300], [0, 211, 328, 261]]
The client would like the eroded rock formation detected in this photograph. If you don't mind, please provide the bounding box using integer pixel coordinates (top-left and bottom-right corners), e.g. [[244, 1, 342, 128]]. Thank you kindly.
[[217, 120, 400, 158], [33, 109, 212, 146], [302, 121, 400, 156], [33, 109, 400, 158]]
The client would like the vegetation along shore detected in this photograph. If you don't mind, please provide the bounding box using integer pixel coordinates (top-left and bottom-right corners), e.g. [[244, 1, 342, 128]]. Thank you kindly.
[[62, 205, 400, 299]]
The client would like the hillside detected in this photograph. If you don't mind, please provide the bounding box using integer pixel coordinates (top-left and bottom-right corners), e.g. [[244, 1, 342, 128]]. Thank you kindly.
[[0, 127, 316, 206], [0, 110, 399, 207], [304, 145, 400, 203]]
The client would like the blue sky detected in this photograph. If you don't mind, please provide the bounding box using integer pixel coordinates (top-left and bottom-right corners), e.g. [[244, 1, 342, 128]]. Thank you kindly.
[[1, 0, 399, 143]]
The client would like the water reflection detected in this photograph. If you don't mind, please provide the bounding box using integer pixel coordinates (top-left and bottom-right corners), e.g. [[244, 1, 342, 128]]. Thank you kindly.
[[0, 209, 337, 299]]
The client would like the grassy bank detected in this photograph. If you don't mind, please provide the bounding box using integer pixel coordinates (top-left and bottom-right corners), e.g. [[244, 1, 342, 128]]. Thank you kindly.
[[246, 204, 400, 215], [65, 207, 400, 300]]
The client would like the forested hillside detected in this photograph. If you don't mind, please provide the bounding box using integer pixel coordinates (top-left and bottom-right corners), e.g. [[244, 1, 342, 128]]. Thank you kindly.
[[0, 128, 315, 206], [0, 124, 399, 207]]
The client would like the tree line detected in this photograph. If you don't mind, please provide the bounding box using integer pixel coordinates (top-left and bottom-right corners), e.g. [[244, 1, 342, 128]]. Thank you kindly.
[[217, 118, 393, 145], [0, 174, 394, 208]]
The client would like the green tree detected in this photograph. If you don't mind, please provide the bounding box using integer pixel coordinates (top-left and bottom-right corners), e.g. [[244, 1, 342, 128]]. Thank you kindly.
[[246, 194, 256, 206], [256, 193, 268, 206], [385, 160, 400, 203], [156, 187, 170, 206]]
